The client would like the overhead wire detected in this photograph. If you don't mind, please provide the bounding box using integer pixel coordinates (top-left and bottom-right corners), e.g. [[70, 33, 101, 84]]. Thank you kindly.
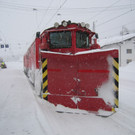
[[100, 20, 135, 35], [86, 0, 121, 22], [58, 5, 135, 16], [0, 1, 35, 11], [36, 0, 54, 30], [1, 1, 135, 12], [31, 0, 67, 39], [1, 0, 135, 39], [0, 1, 47, 11], [44, 0, 67, 27], [97, 8, 135, 27]]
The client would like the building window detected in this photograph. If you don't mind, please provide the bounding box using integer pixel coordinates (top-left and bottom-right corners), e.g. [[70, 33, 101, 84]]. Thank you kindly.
[[127, 49, 132, 54], [127, 59, 132, 64], [5, 44, 9, 48], [1, 44, 4, 48]]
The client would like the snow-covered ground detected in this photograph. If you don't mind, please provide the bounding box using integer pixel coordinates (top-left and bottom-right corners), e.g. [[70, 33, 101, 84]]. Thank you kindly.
[[0, 61, 135, 135]]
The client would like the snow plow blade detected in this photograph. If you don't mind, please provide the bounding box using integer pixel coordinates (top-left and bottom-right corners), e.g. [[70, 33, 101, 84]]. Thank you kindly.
[[41, 49, 119, 116]]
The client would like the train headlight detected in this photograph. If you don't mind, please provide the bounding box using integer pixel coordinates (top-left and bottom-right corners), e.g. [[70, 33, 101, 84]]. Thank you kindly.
[[54, 22, 59, 28], [62, 21, 68, 27], [81, 22, 85, 27], [85, 23, 90, 29]]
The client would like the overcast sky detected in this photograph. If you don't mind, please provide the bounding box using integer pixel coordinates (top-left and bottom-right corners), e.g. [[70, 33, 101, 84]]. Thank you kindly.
[[0, 0, 135, 46]]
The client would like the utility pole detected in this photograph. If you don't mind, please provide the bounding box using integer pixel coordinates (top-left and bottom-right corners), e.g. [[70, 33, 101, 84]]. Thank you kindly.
[[93, 21, 96, 32], [33, 8, 38, 31]]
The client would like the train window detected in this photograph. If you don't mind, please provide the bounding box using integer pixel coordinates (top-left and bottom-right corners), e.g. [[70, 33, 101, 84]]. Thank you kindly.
[[76, 31, 89, 48], [50, 31, 72, 49]]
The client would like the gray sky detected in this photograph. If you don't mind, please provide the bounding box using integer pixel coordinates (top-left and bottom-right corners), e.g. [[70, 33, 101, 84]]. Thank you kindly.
[[0, 0, 135, 46]]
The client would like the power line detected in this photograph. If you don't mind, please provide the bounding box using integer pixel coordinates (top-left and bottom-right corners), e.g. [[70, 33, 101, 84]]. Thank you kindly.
[[86, 0, 121, 22], [2, 0, 135, 11], [58, 5, 135, 16], [44, 0, 67, 27], [1, 1, 135, 14], [101, 20, 135, 34], [1, 4, 135, 13], [0, 1, 68, 12], [31, 0, 67, 38], [97, 9, 135, 27], [0, 1, 47, 11], [36, 0, 54, 30]]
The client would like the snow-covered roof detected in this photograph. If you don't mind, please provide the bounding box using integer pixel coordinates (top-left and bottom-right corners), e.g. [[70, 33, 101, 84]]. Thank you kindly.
[[98, 33, 135, 47]]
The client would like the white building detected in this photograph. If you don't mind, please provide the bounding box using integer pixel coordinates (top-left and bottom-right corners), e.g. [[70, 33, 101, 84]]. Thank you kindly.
[[0, 42, 28, 62], [99, 33, 135, 67]]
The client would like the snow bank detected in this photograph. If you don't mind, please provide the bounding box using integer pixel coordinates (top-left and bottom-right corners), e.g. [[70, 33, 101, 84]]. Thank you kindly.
[[119, 61, 135, 112], [120, 61, 135, 81], [120, 61, 135, 73], [5, 61, 23, 70]]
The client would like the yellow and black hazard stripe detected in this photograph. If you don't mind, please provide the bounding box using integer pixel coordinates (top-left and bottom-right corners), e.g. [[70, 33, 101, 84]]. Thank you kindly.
[[112, 58, 119, 110], [42, 58, 48, 100]]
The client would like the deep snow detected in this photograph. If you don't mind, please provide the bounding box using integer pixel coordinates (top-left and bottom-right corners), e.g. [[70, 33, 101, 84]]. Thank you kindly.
[[0, 61, 135, 135]]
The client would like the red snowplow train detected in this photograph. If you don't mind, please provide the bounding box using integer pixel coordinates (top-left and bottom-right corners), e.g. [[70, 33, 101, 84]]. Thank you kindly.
[[24, 21, 119, 116]]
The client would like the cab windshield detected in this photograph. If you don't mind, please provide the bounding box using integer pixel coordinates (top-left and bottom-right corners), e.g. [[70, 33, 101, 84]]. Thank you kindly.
[[76, 31, 89, 48], [50, 31, 72, 49]]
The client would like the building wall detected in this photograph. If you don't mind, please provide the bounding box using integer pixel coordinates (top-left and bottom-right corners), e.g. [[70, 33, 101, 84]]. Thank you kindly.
[[0, 43, 28, 62], [101, 37, 135, 67]]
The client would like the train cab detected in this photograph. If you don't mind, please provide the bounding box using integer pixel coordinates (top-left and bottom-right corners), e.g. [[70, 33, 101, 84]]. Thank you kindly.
[[39, 21, 100, 54]]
